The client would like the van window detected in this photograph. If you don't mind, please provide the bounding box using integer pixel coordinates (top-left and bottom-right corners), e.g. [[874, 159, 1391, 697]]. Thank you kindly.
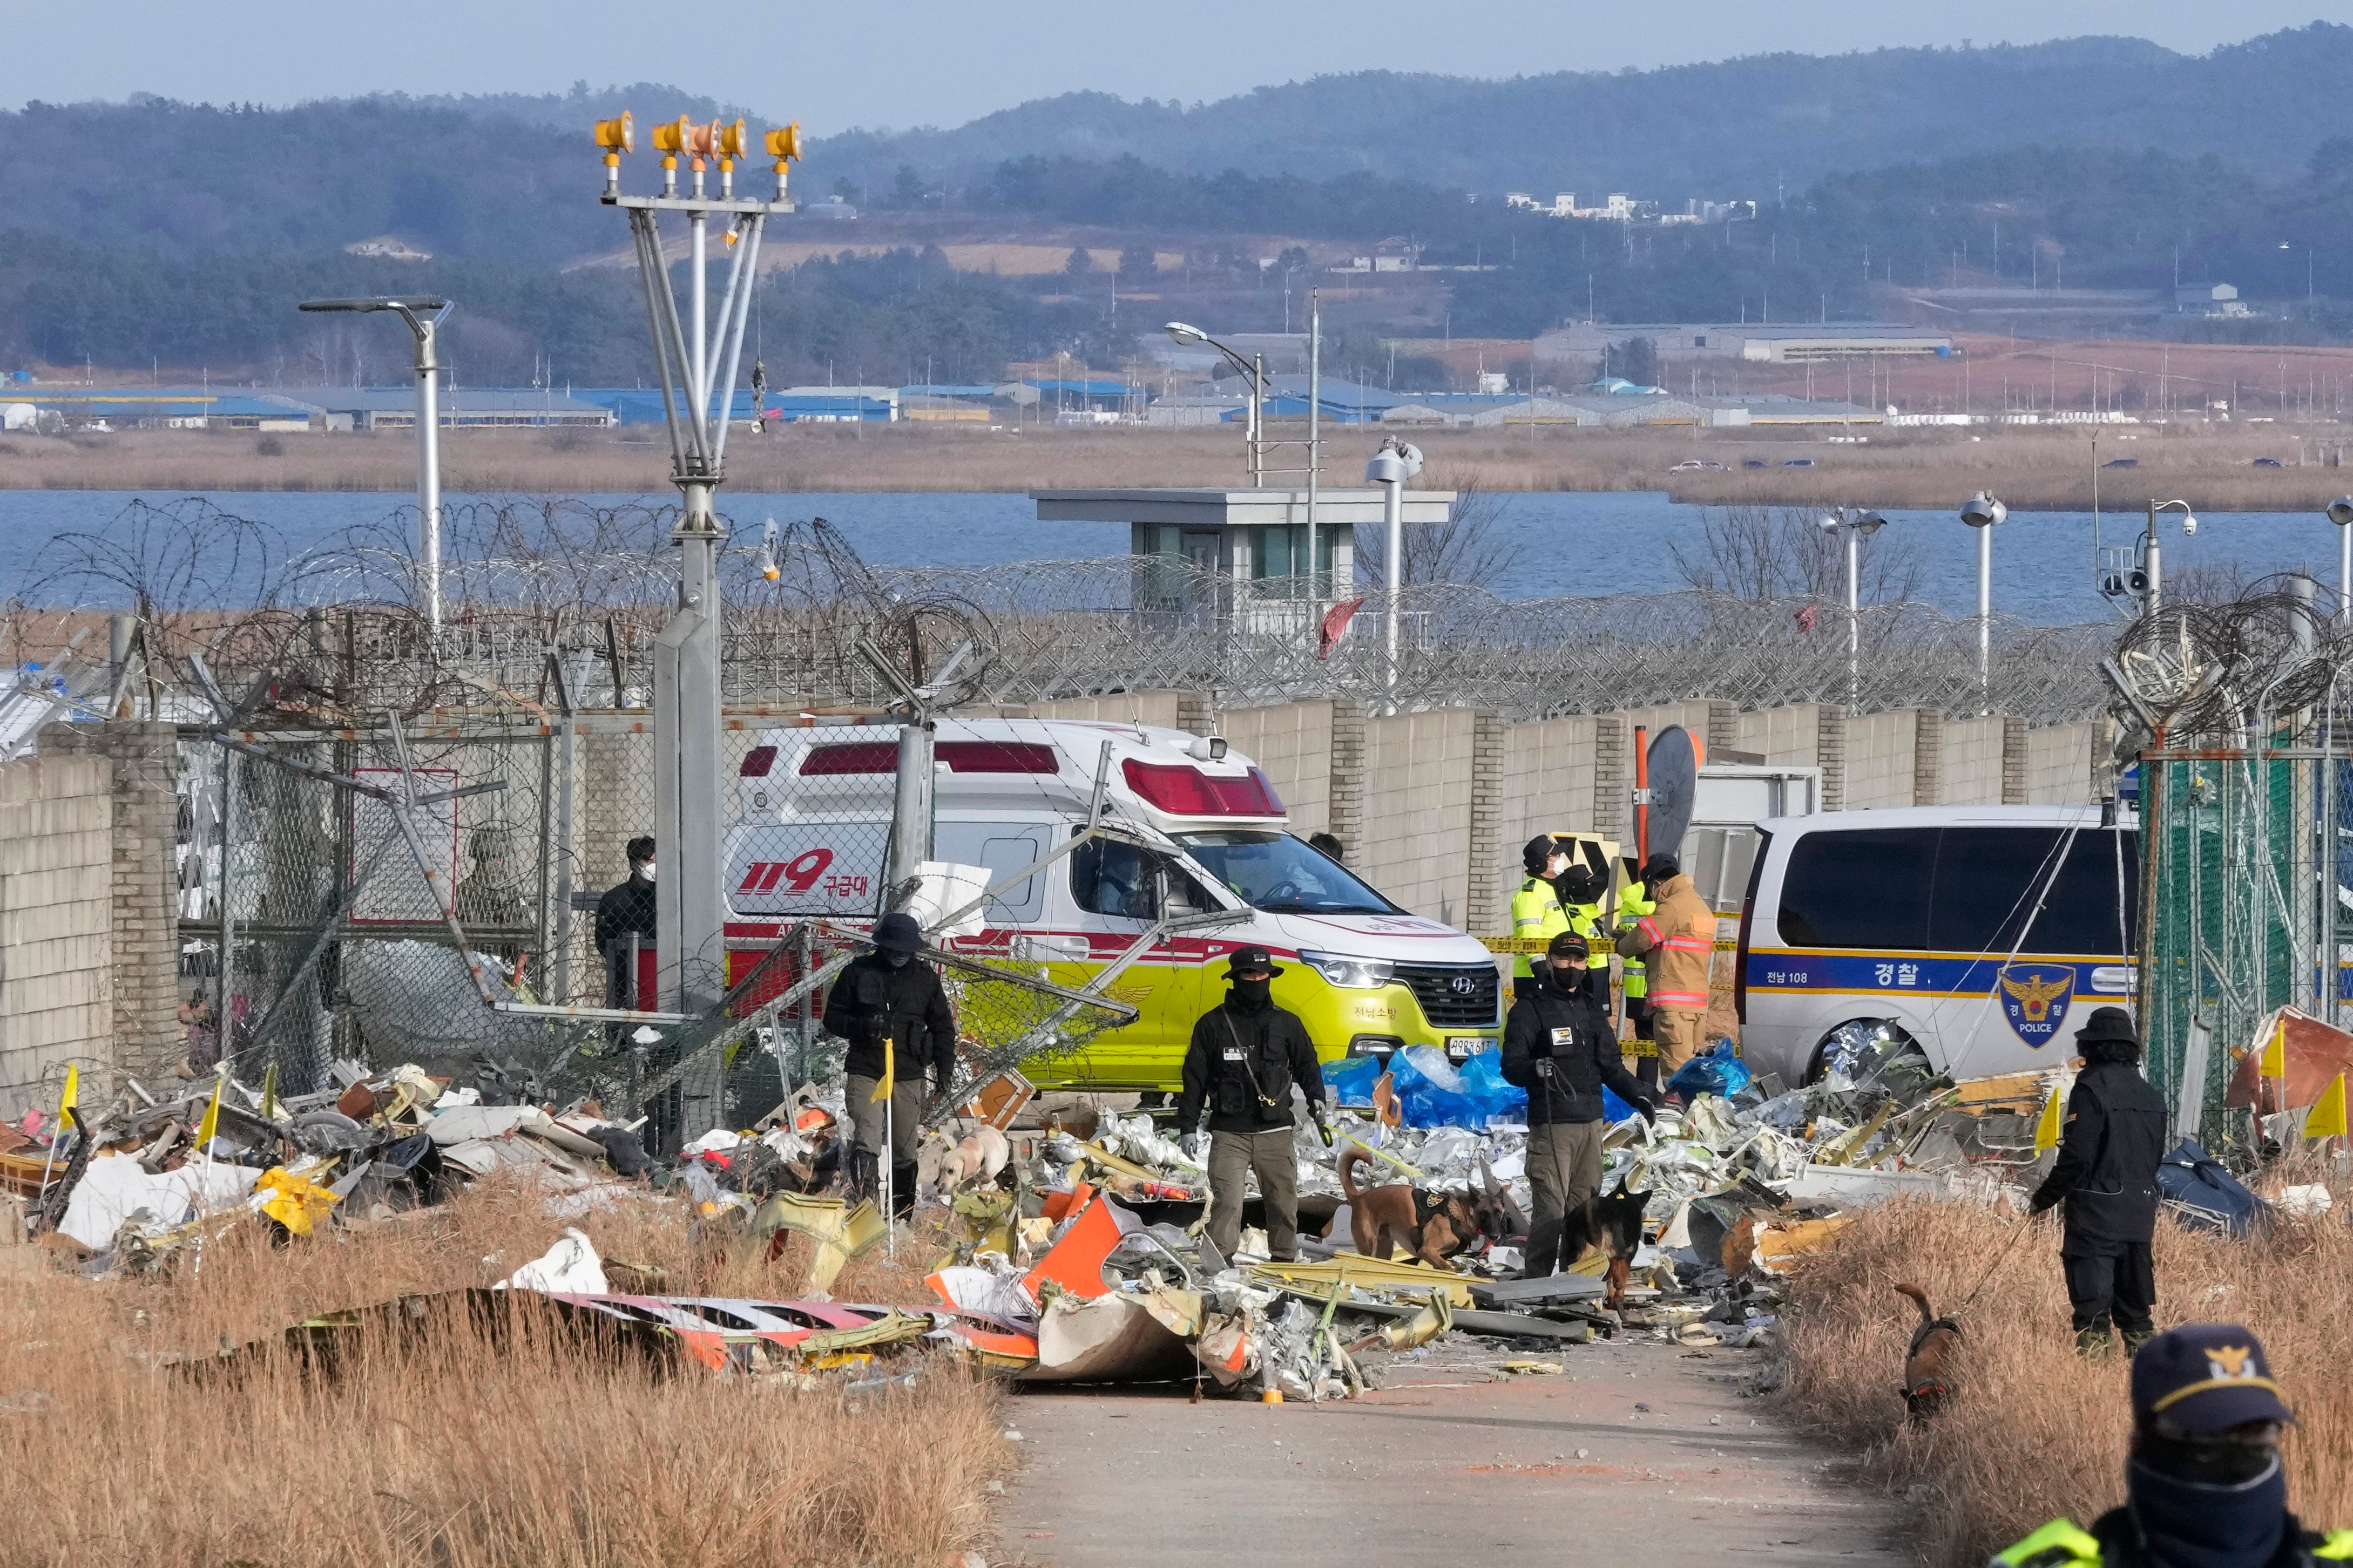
[[934, 823, 1052, 923], [1071, 836, 1215, 920], [2026, 829, 2138, 955], [1777, 827, 1935, 949], [1928, 827, 2138, 956]]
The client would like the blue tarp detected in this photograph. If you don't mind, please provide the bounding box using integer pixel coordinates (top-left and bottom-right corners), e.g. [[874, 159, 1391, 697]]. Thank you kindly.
[[2158, 1140, 2270, 1237]]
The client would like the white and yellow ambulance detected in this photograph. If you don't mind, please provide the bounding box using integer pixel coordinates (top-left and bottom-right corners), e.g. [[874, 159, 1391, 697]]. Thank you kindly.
[[721, 716, 1503, 1091]]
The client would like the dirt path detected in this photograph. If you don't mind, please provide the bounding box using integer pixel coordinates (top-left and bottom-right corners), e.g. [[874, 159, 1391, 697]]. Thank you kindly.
[[994, 1332, 1913, 1567]]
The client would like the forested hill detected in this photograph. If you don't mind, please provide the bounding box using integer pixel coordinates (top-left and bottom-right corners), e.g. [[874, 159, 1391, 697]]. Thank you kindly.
[[813, 25, 2353, 199], [3, 25, 2351, 267]]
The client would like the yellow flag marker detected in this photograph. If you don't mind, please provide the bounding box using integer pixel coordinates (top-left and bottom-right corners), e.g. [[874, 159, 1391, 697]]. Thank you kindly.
[[56, 1064, 77, 1126], [2304, 1073, 2348, 1139], [195, 1073, 225, 1151], [871, 1036, 895, 1102], [2259, 1017, 2287, 1078], [2034, 1083, 2065, 1153]]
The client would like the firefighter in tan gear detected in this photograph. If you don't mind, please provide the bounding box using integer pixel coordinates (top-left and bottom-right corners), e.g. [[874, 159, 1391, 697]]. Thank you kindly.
[[1614, 853, 1715, 1085]]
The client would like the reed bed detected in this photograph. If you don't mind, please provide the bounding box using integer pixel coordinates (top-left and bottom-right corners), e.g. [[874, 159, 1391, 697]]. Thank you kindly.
[[1775, 1191, 2353, 1568], [0, 1178, 1006, 1567]]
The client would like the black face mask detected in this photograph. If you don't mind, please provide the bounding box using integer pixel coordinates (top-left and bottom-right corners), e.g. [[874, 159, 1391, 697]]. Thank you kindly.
[[1547, 963, 1588, 993], [1229, 976, 1272, 1009], [885, 950, 912, 969]]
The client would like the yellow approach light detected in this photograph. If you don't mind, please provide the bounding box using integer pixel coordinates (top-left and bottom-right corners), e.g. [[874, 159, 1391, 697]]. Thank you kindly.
[[717, 118, 749, 162], [766, 121, 803, 201], [652, 116, 692, 158], [594, 112, 634, 154]]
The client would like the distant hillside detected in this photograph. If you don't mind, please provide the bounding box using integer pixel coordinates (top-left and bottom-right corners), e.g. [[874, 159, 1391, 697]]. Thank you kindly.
[[815, 25, 2353, 199]]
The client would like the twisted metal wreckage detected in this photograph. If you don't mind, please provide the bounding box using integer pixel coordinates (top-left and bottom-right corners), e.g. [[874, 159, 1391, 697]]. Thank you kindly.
[[3, 497, 2343, 1389]]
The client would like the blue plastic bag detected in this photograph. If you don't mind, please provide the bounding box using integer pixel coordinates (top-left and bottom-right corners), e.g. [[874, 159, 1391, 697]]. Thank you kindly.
[[1665, 1040, 1753, 1101], [1389, 1046, 1526, 1130], [1324, 1053, 1383, 1108], [1601, 1084, 1637, 1124]]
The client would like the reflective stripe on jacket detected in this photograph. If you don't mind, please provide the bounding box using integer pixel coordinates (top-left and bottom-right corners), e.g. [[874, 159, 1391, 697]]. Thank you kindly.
[[1991, 1515, 2353, 1567], [1618, 879, 1655, 996], [1509, 877, 1571, 979], [1631, 873, 1714, 1010]]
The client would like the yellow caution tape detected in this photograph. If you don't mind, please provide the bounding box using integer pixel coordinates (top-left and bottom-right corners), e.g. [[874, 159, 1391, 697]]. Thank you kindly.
[[1620, 1038, 1657, 1058], [1479, 935, 1738, 955]]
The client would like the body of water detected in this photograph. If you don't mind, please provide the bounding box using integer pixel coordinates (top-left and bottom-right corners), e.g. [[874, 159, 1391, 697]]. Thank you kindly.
[[1, 487, 2342, 625]]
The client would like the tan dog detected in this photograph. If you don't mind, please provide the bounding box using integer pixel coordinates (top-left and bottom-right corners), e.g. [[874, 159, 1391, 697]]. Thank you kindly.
[[1338, 1146, 1500, 1268], [925, 1124, 1010, 1202]]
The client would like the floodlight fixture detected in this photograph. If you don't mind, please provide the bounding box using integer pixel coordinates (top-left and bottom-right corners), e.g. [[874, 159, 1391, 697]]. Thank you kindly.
[[1960, 492, 2006, 529], [1164, 321, 1208, 346]]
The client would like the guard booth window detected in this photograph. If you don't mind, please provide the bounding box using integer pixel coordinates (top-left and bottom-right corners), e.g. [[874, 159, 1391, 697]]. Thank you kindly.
[[1070, 836, 1214, 920], [1776, 827, 1936, 950]]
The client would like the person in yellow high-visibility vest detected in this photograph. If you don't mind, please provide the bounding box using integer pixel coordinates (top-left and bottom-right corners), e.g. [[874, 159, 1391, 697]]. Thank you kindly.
[[1614, 856, 1660, 1087], [1509, 836, 1573, 1003]]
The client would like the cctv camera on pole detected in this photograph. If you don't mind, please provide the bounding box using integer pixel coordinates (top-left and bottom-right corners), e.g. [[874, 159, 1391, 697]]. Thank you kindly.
[[596, 106, 800, 1145]]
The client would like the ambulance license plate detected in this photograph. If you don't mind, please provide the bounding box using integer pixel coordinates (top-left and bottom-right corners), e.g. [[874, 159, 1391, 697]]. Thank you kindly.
[[1446, 1036, 1497, 1062]]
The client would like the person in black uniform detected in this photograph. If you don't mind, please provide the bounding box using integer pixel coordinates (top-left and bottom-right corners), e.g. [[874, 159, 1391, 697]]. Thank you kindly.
[[1179, 946, 1329, 1263], [1499, 931, 1658, 1279], [594, 836, 658, 1009], [2031, 1006, 2169, 1354], [821, 911, 958, 1219], [1990, 1323, 2349, 1567]]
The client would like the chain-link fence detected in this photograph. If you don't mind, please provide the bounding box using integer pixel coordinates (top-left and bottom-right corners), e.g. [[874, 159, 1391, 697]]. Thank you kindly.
[[2127, 586, 2353, 1157]]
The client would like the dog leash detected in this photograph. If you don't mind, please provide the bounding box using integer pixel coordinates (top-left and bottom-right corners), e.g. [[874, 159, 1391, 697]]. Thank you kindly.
[[1950, 1216, 2038, 1318]]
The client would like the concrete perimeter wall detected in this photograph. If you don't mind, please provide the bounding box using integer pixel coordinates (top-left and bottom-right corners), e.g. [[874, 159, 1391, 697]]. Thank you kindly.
[[0, 755, 115, 1118]]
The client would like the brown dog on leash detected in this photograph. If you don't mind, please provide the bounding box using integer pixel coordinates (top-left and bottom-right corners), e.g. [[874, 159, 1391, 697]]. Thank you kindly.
[[1893, 1282, 1963, 1418], [1339, 1146, 1501, 1268]]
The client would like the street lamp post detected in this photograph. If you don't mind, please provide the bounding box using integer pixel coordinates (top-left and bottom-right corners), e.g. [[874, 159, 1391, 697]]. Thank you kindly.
[[1364, 437, 1424, 714], [298, 296, 452, 634], [1816, 508, 1887, 715], [1165, 322, 1267, 482], [1960, 492, 2006, 712], [2329, 499, 2353, 623]]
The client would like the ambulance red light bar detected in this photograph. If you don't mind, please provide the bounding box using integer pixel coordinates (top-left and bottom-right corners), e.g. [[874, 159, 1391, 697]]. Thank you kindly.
[[796, 740, 1061, 775], [1120, 759, 1283, 816]]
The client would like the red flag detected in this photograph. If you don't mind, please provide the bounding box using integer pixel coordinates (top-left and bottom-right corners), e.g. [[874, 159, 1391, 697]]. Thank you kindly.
[[1794, 604, 1818, 633], [1319, 596, 1366, 659]]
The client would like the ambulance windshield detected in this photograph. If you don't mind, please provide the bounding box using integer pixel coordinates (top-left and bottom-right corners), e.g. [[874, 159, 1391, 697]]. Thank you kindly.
[[1176, 831, 1399, 915]]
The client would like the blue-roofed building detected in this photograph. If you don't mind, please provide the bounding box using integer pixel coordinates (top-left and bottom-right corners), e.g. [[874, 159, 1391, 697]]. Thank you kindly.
[[18, 388, 319, 430], [276, 387, 614, 430]]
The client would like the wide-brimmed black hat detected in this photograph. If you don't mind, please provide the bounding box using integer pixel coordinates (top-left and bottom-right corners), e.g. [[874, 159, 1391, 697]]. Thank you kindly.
[[1224, 945, 1284, 979], [2074, 1005, 2139, 1049]]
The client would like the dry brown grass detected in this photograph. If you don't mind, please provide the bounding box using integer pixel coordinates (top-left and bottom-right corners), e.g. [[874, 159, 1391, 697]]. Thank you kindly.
[[1775, 1193, 2353, 1567], [6, 420, 2350, 510], [0, 1178, 1008, 1567]]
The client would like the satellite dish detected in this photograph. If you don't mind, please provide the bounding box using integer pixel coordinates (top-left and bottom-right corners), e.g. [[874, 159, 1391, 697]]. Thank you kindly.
[[1646, 725, 1703, 863]]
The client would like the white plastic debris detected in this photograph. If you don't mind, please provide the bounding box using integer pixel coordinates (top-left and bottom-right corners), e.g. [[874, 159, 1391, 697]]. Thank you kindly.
[[498, 1226, 609, 1294]]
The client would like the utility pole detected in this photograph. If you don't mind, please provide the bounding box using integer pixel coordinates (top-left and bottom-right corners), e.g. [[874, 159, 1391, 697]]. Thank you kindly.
[[595, 108, 801, 1141], [1307, 289, 1321, 606]]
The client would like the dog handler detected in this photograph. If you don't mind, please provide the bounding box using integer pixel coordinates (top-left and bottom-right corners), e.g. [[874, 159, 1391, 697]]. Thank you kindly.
[[1991, 1324, 2351, 1566], [2030, 1005, 2168, 1355], [821, 911, 957, 1220], [1499, 932, 1656, 1278], [1179, 946, 1329, 1263]]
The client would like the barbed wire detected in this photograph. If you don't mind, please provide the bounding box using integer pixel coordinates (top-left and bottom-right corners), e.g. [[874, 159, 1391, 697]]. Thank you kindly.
[[5, 495, 2120, 724]]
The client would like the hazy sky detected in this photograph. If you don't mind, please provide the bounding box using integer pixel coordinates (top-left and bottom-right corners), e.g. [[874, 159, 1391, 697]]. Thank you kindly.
[[2, 1, 2346, 131]]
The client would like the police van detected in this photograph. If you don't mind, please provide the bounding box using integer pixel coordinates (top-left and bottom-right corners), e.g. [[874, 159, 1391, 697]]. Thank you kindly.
[[722, 717, 1503, 1091], [1735, 805, 2136, 1085]]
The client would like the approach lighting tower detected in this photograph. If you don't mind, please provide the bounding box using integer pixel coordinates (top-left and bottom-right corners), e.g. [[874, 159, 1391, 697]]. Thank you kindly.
[[593, 108, 801, 1046]]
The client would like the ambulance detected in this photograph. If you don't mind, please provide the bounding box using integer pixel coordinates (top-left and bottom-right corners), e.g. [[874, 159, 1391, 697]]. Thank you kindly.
[[721, 717, 1504, 1090]]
